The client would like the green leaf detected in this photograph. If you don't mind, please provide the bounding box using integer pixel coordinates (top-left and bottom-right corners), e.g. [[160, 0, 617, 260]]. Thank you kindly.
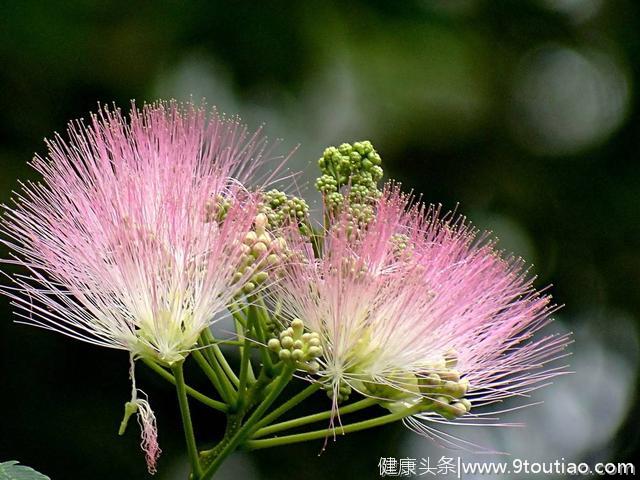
[[0, 461, 50, 480]]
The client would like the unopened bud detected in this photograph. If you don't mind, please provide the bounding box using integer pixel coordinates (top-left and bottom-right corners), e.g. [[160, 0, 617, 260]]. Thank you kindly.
[[291, 318, 304, 336], [267, 338, 281, 352], [281, 336, 294, 349], [255, 213, 268, 230], [308, 346, 323, 358], [253, 271, 268, 284], [244, 231, 257, 245], [278, 349, 291, 360], [444, 349, 458, 368], [252, 241, 268, 256], [439, 370, 460, 383]]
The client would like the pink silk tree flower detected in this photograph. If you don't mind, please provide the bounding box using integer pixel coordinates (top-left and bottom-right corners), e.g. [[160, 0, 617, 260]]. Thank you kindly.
[[0, 101, 275, 365], [0, 100, 286, 472], [274, 186, 571, 449]]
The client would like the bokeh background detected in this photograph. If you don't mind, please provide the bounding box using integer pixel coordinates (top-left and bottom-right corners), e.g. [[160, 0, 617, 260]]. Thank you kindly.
[[1, 1, 639, 479]]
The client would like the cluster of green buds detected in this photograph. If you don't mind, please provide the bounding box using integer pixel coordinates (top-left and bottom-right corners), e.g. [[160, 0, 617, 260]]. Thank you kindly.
[[390, 232, 414, 260], [419, 376, 471, 420], [259, 189, 311, 235], [204, 194, 232, 223], [417, 350, 471, 420], [324, 380, 353, 404], [235, 213, 285, 294], [352, 349, 472, 420], [353, 371, 422, 413], [267, 319, 323, 374], [315, 141, 384, 227]]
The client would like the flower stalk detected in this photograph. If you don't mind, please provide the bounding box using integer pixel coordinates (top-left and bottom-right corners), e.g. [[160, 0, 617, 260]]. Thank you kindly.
[[245, 403, 424, 451], [172, 361, 204, 479], [199, 366, 295, 479], [252, 396, 377, 439], [141, 358, 227, 412]]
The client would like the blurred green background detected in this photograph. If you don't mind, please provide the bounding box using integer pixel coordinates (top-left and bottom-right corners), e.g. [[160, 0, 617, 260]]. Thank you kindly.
[[1, 1, 638, 479]]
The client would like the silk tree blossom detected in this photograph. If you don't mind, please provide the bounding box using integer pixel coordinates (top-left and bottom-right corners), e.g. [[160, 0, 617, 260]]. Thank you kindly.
[[273, 186, 571, 449], [0, 101, 285, 471], [1, 101, 278, 365]]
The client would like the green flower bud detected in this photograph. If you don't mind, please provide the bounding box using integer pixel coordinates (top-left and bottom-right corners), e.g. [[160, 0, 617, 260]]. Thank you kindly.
[[291, 318, 304, 336], [251, 241, 268, 256], [244, 231, 257, 245], [308, 346, 323, 358], [253, 271, 269, 284], [439, 370, 460, 383], [281, 336, 294, 349], [267, 338, 281, 352], [279, 349, 292, 360]]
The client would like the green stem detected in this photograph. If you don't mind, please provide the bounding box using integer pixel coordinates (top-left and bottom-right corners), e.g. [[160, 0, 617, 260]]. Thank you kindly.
[[236, 331, 253, 409], [201, 328, 240, 387], [200, 367, 295, 480], [213, 340, 245, 347], [245, 404, 423, 450], [250, 302, 275, 374], [171, 362, 204, 479], [193, 349, 237, 406], [142, 359, 227, 412], [198, 331, 219, 367], [252, 397, 377, 438], [212, 343, 241, 387], [230, 306, 247, 328], [252, 382, 322, 434]]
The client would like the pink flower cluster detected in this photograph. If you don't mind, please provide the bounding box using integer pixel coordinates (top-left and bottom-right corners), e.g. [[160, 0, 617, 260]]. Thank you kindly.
[[275, 187, 571, 447], [1, 101, 275, 363], [0, 101, 571, 462]]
